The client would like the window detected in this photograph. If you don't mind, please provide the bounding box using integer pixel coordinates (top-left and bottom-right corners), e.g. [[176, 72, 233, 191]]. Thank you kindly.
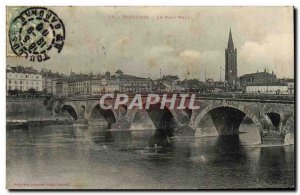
[[8, 80, 11, 84], [20, 81, 22, 84]]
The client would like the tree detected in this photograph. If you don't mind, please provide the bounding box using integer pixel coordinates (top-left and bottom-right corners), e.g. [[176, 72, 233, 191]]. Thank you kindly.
[[28, 88, 37, 95], [7, 89, 19, 96]]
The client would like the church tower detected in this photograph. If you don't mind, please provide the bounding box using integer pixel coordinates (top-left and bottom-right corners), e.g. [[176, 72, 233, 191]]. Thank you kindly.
[[225, 29, 237, 84]]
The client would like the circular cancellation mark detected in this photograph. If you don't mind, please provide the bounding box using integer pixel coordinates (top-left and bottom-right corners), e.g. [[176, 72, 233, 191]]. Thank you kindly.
[[9, 7, 66, 62]]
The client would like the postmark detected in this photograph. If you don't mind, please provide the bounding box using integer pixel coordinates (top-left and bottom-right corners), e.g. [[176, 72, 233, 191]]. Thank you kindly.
[[9, 7, 65, 62]]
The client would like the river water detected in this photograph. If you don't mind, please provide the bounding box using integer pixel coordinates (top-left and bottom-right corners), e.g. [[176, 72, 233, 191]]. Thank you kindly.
[[6, 123, 294, 189]]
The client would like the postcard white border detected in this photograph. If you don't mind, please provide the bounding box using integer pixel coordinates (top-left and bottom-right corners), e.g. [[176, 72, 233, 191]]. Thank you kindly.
[[0, 0, 298, 194]]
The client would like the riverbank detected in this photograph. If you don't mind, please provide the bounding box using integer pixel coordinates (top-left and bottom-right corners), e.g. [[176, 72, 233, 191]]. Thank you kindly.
[[7, 119, 73, 130], [7, 99, 53, 120]]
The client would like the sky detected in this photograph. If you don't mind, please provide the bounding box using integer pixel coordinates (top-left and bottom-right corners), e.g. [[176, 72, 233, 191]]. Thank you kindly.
[[6, 6, 294, 81]]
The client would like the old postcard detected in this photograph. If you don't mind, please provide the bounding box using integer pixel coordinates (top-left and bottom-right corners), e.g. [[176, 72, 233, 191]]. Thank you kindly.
[[6, 6, 295, 189]]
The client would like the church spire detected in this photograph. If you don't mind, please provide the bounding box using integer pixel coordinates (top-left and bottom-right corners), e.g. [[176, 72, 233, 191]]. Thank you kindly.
[[225, 28, 237, 84], [227, 28, 234, 50]]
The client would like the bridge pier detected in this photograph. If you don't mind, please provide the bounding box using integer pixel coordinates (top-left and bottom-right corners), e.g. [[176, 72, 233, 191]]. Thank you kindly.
[[175, 124, 195, 137], [110, 119, 130, 129], [259, 113, 294, 145], [260, 130, 286, 145], [260, 122, 286, 145]]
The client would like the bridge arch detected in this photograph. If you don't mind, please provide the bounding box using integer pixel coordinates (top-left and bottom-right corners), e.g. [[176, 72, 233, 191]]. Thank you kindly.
[[88, 102, 118, 127], [129, 103, 179, 125], [129, 102, 179, 147], [62, 102, 79, 120], [129, 102, 179, 137], [265, 112, 281, 128], [193, 104, 263, 135]]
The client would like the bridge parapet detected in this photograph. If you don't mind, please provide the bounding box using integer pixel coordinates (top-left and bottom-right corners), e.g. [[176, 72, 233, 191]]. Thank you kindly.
[[54, 92, 294, 103]]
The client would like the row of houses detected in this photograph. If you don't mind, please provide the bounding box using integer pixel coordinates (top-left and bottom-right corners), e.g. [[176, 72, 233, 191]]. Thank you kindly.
[[6, 65, 294, 96], [54, 69, 153, 96], [238, 69, 294, 94], [152, 70, 294, 95], [203, 69, 294, 95], [6, 66, 153, 96], [7, 66, 43, 92]]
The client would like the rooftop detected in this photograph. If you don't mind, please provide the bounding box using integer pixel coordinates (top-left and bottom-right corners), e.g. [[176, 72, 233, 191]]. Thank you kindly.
[[162, 75, 180, 81], [7, 66, 39, 75], [240, 71, 275, 78], [119, 74, 149, 81]]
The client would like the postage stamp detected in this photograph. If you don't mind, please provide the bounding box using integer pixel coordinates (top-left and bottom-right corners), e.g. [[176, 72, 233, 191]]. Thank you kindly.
[[8, 7, 65, 62]]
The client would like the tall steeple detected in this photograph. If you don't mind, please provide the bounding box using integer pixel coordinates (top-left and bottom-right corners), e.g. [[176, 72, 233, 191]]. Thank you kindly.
[[227, 28, 234, 50], [225, 28, 237, 84]]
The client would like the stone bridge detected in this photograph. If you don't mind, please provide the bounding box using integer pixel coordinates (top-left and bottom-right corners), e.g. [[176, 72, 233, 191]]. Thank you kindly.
[[51, 94, 294, 144]]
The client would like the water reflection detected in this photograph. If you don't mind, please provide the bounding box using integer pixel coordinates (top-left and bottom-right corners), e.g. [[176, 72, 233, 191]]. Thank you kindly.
[[6, 124, 294, 189], [211, 135, 248, 165], [256, 146, 293, 187]]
